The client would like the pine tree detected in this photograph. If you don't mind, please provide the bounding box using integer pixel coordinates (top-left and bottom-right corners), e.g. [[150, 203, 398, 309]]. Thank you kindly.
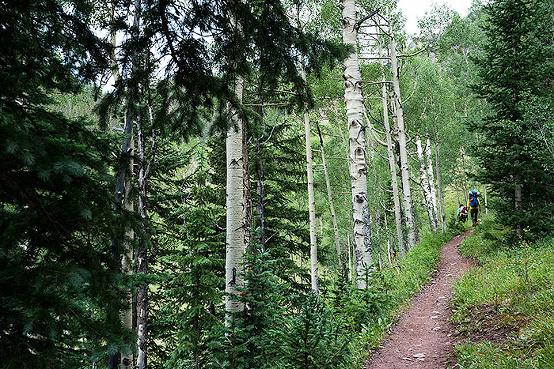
[[471, 0, 554, 237], [0, 1, 131, 367]]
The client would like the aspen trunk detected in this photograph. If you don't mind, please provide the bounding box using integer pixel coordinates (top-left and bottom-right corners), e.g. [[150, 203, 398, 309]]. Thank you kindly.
[[316, 120, 341, 258], [381, 71, 405, 257], [390, 36, 417, 249], [135, 106, 156, 369], [434, 142, 446, 231], [303, 66, 318, 294], [342, 0, 373, 288], [425, 138, 439, 230], [416, 139, 436, 231], [225, 73, 246, 322]]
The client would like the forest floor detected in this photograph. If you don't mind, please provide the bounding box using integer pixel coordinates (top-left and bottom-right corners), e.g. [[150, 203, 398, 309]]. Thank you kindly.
[[365, 230, 475, 369]]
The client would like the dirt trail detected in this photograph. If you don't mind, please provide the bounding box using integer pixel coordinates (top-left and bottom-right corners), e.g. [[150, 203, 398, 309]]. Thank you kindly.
[[365, 231, 474, 369]]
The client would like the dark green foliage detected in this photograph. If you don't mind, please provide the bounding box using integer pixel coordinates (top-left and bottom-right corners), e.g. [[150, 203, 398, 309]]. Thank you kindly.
[[270, 294, 352, 369], [208, 243, 290, 369], [470, 0, 554, 237], [145, 143, 226, 369], [329, 275, 391, 333], [0, 1, 130, 367], [208, 114, 312, 294]]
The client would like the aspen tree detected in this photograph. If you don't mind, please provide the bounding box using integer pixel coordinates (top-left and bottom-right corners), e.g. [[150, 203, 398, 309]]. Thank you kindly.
[[378, 32, 405, 257], [316, 119, 341, 258], [416, 138, 438, 231], [389, 35, 417, 249], [302, 65, 319, 294], [342, 0, 373, 288], [425, 137, 440, 230]]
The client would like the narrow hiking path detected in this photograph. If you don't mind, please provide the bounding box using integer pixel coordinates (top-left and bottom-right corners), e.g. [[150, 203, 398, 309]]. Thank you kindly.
[[365, 230, 475, 369]]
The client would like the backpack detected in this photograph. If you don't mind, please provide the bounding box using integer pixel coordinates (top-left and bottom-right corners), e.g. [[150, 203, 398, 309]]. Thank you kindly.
[[469, 192, 479, 207]]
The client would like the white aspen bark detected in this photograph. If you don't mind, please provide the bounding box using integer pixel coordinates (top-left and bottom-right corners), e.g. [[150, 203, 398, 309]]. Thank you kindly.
[[390, 36, 417, 249], [425, 138, 439, 230], [342, 0, 373, 288], [303, 67, 318, 294], [416, 139, 436, 231], [135, 106, 156, 369], [381, 67, 405, 258], [434, 142, 447, 231], [225, 74, 246, 321], [316, 120, 341, 258]]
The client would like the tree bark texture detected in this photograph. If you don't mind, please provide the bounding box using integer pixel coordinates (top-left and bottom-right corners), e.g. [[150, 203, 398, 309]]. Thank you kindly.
[[342, 0, 373, 288], [390, 36, 417, 249], [225, 74, 246, 321], [434, 141, 446, 231], [416, 139, 437, 232], [316, 119, 341, 258], [425, 138, 439, 230], [304, 105, 319, 294], [381, 68, 405, 258]]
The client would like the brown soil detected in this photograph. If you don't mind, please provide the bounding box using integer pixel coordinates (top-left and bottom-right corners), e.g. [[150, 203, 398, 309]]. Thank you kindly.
[[453, 304, 531, 345], [365, 231, 475, 369]]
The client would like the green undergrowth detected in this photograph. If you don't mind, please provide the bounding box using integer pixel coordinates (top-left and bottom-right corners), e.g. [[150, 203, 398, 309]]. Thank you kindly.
[[450, 219, 554, 368], [350, 231, 452, 366]]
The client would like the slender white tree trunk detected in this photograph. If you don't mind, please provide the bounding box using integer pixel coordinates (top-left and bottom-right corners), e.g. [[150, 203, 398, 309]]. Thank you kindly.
[[390, 36, 417, 249], [381, 70, 405, 258], [316, 119, 341, 258], [434, 142, 446, 231], [425, 138, 439, 230], [342, 0, 373, 288], [135, 106, 156, 369], [416, 138, 437, 231], [225, 74, 246, 322], [303, 67, 318, 294]]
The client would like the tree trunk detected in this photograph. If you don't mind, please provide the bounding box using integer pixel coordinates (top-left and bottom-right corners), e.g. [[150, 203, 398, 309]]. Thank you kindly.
[[315, 120, 341, 258], [434, 141, 446, 231], [389, 36, 417, 249], [121, 131, 134, 369], [225, 73, 246, 323], [342, 0, 373, 288], [135, 106, 156, 369], [381, 70, 405, 257], [425, 138, 439, 231], [302, 66, 318, 294], [109, 2, 135, 367], [416, 138, 436, 231]]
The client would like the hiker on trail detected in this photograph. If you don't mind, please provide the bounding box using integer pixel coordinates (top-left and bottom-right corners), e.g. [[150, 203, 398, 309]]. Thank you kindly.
[[467, 190, 481, 226], [457, 203, 468, 222]]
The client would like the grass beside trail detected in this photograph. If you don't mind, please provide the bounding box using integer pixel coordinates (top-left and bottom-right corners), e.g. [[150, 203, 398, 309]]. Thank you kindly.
[[450, 219, 554, 368]]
